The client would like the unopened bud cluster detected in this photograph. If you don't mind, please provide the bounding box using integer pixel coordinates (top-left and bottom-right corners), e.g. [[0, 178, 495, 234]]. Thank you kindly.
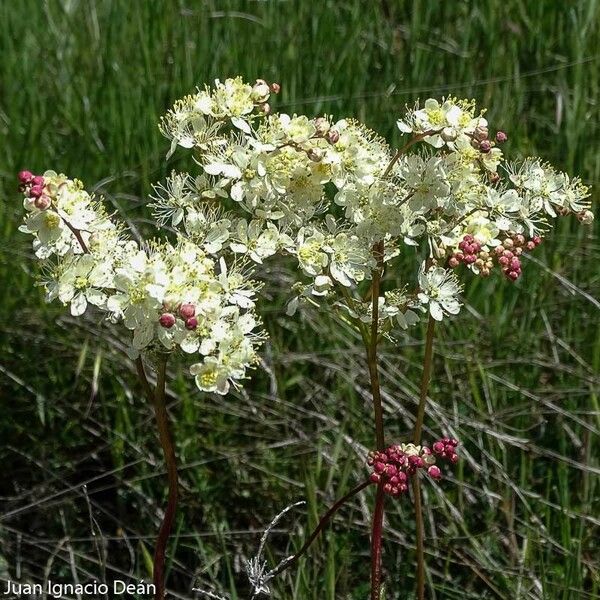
[[367, 439, 459, 497], [19, 170, 51, 210], [448, 232, 542, 280], [160, 302, 198, 330], [469, 127, 507, 154]]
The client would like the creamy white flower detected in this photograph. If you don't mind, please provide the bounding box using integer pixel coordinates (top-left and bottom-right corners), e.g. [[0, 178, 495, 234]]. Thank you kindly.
[[230, 220, 280, 263], [418, 265, 463, 321], [57, 254, 112, 316]]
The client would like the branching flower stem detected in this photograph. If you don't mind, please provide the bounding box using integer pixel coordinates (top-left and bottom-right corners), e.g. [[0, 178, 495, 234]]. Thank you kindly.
[[366, 241, 386, 600], [268, 479, 370, 579], [136, 356, 178, 600], [382, 130, 436, 177], [412, 315, 436, 600]]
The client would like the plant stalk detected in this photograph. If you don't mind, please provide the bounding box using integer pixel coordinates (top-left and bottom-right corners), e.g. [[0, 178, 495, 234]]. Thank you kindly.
[[412, 315, 436, 600], [367, 241, 385, 451], [370, 483, 386, 600], [366, 241, 386, 600], [270, 479, 370, 578], [143, 356, 178, 600]]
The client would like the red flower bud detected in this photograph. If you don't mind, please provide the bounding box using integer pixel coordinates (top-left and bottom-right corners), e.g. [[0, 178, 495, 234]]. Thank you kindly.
[[159, 313, 176, 328], [29, 185, 44, 198], [427, 465, 442, 480], [18, 170, 34, 184], [179, 303, 196, 319], [185, 317, 198, 330]]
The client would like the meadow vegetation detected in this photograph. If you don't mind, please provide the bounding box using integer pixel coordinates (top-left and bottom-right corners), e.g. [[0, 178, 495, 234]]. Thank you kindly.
[[0, 1, 598, 598]]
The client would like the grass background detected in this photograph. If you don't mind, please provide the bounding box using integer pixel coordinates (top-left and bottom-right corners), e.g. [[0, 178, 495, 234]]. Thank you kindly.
[[0, 1, 599, 598]]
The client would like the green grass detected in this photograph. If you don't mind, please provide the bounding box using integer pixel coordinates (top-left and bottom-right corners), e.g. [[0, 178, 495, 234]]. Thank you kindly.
[[0, 1, 599, 598]]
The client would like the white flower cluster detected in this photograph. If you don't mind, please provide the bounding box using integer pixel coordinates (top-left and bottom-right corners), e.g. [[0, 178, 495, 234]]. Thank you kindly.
[[18, 170, 262, 395], [151, 79, 592, 325], [19, 78, 593, 394]]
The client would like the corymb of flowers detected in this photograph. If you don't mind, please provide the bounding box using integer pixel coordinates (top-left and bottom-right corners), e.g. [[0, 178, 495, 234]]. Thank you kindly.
[[18, 78, 593, 395]]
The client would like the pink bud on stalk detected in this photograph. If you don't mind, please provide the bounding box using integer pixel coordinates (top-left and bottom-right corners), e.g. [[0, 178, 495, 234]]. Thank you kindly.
[[427, 465, 442, 480], [179, 303, 196, 319], [185, 317, 198, 330], [159, 313, 176, 328], [18, 170, 34, 184], [432, 441, 445, 454], [270, 82, 281, 94], [479, 140, 491, 153], [495, 131, 508, 143], [34, 195, 51, 210], [29, 185, 44, 198], [326, 129, 340, 145]]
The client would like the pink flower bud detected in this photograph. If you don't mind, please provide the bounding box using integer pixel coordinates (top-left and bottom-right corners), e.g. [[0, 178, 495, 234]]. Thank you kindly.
[[185, 317, 198, 330], [448, 257, 460, 268], [159, 313, 176, 328], [383, 483, 393, 495], [494, 245, 505, 255], [532, 236, 542, 246], [34, 195, 51, 210], [32, 175, 45, 186], [427, 465, 442, 480], [464, 255, 477, 264], [510, 258, 521, 271], [432, 441, 445, 454], [29, 185, 44, 198], [474, 126, 489, 142], [385, 464, 398, 476], [374, 461, 386, 474], [526, 241, 536, 251], [450, 453, 459, 464], [18, 170, 34, 184], [270, 82, 281, 94], [326, 129, 340, 144], [495, 131, 508, 143], [479, 140, 491, 153], [507, 270, 520, 281], [314, 117, 330, 135], [179, 303, 196, 319], [370, 473, 381, 483]]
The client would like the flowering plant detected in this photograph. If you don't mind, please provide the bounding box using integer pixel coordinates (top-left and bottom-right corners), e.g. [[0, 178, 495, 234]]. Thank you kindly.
[[17, 77, 593, 599]]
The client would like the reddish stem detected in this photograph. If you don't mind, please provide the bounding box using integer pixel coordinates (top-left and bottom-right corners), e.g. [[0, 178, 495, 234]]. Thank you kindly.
[[412, 315, 436, 600], [370, 483, 386, 600], [150, 357, 179, 600], [270, 479, 371, 578], [366, 241, 386, 599]]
